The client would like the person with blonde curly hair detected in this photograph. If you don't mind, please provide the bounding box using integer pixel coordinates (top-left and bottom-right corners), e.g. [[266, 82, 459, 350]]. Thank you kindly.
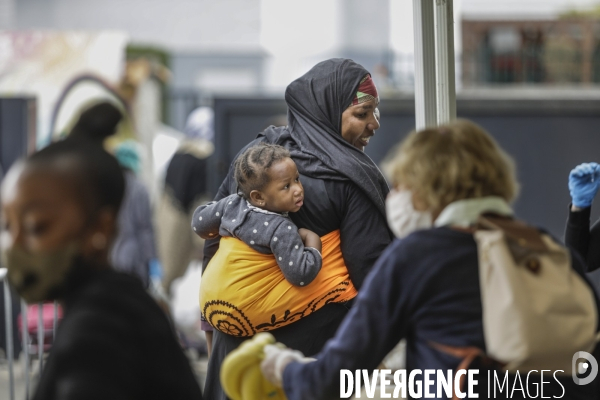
[[384, 119, 518, 239], [260, 119, 599, 400]]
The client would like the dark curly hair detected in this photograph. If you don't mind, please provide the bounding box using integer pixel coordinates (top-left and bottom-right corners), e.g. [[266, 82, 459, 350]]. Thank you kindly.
[[27, 139, 125, 216], [234, 143, 291, 199], [69, 102, 123, 144]]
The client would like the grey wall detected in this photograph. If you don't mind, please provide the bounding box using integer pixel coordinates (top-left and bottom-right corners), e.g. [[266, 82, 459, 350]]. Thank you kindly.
[[212, 96, 600, 241], [0, 97, 36, 174], [337, 0, 392, 79], [11, 0, 261, 51]]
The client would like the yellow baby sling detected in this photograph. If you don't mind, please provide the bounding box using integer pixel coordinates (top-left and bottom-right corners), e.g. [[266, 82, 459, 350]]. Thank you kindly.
[[200, 229, 357, 336]]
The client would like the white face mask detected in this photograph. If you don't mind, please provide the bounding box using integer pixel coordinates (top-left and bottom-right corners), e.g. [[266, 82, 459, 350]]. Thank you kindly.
[[385, 190, 433, 239]]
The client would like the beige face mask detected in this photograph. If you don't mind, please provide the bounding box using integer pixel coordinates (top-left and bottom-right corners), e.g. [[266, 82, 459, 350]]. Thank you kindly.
[[1, 242, 80, 304]]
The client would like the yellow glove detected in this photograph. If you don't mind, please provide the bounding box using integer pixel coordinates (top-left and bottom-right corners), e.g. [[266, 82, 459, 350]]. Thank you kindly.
[[220, 333, 287, 400]]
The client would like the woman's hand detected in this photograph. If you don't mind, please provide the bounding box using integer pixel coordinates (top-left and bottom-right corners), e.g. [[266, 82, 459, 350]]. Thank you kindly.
[[261, 344, 314, 387], [569, 162, 600, 210], [298, 228, 322, 253]]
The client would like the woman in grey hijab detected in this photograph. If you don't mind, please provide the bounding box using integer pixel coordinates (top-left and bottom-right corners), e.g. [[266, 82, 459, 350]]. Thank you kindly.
[[201, 58, 393, 400]]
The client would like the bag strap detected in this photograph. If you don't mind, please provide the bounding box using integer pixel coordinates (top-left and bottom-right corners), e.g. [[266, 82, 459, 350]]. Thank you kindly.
[[429, 341, 505, 400], [476, 213, 554, 269], [476, 213, 548, 252], [450, 213, 548, 252]]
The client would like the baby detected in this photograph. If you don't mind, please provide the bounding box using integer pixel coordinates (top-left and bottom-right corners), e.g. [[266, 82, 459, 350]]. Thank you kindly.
[[192, 143, 322, 287]]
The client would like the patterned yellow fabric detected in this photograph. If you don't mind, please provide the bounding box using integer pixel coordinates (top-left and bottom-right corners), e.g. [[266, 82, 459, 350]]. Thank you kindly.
[[200, 229, 357, 336]]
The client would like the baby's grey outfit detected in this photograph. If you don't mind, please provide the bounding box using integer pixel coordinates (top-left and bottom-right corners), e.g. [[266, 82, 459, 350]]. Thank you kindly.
[[192, 194, 322, 286]]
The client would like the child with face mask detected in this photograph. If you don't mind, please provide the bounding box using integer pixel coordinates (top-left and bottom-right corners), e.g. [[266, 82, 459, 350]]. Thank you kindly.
[[1, 140, 203, 400], [193, 143, 357, 337]]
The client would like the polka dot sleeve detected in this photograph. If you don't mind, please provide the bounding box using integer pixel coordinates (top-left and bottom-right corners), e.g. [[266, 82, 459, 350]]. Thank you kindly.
[[270, 221, 322, 287], [191, 196, 229, 239]]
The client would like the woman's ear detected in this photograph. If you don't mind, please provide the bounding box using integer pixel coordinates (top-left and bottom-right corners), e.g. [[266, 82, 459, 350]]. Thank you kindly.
[[81, 207, 117, 260], [249, 190, 265, 206]]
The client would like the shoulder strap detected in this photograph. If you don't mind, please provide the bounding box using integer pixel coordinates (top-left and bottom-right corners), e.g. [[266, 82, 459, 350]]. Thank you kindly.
[[476, 214, 548, 252], [476, 213, 551, 267]]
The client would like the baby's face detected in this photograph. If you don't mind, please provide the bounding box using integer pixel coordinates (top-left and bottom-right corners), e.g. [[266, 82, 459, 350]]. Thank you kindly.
[[259, 158, 304, 213]]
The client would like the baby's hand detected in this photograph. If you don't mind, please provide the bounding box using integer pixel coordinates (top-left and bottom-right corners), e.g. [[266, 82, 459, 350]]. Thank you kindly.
[[298, 228, 322, 253]]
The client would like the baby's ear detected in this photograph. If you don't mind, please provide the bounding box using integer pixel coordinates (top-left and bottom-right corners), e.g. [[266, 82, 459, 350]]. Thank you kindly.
[[249, 190, 264, 204]]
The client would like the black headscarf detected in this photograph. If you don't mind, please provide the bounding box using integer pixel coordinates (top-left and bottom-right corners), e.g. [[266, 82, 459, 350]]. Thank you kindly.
[[259, 58, 389, 216]]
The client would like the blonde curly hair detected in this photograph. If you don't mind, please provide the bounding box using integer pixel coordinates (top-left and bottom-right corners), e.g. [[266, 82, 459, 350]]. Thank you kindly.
[[388, 119, 519, 212]]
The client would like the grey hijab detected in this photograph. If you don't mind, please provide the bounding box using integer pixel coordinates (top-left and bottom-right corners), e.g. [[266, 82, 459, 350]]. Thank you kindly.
[[259, 58, 389, 216]]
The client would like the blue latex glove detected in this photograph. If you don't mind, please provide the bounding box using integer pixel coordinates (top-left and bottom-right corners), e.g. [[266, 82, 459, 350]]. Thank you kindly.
[[569, 162, 600, 208], [149, 258, 163, 280]]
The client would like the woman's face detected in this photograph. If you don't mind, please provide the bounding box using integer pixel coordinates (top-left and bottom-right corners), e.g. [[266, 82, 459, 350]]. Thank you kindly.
[[340, 98, 380, 151], [1, 167, 89, 255], [1, 164, 116, 303]]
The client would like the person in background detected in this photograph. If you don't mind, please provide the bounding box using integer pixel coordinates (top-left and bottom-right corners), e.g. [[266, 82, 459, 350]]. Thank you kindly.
[[0, 140, 203, 399], [67, 102, 159, 289], [157, 106, 214, 297], [565, 162, 600, 273], [111, 139, 158, 288], [260, 119, 599, 400], [69, 101, 123, 145], [202, 58, 392, 400]]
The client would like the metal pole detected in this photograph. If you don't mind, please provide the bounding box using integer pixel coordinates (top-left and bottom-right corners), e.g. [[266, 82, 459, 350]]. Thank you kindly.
[[37, 303, 43, 373], [413, 0, 438, 130], [1, 270, 15, 400], [434, 0, 456, 124], [53, 300, 58, 340], [21, 299, 29, 400]]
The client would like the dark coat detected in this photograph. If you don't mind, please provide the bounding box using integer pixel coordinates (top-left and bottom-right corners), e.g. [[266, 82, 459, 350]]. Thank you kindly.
[[565, 205, 600, 272], [33, 267, 202, 400]]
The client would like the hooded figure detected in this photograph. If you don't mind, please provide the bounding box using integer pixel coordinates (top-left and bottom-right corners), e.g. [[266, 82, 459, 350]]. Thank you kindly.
[[201, 58, 393, 400]]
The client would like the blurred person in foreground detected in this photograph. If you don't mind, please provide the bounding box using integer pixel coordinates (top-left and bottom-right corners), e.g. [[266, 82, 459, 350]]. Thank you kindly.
[[202, 58, 392, 400], [0, 140, 202, 400], [259, 119, 600, 400], [158, 106, 214, 297]]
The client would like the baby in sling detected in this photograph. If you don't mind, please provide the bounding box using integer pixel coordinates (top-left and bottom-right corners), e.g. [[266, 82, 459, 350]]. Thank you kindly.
[[193, 143, 356, 337]]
